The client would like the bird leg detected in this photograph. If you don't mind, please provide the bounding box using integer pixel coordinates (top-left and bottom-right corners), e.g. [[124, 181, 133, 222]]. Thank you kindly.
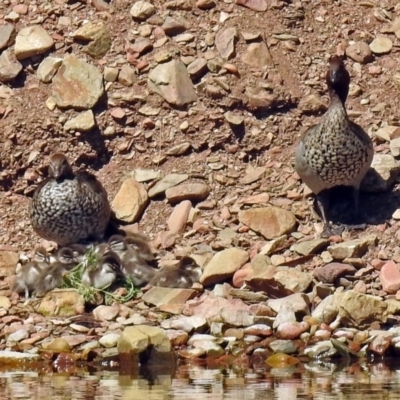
[[316, 190, 346, 237]]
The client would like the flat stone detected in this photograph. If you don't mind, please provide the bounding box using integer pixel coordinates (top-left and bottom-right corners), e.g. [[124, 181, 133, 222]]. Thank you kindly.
[[111, 178, 149, 223], [64, 110, 96, 132], [0, 351, 39, 362], [166, 142, 191, 156], [118, 64, 136, 87], [165, 183, 210, 203], [370, 36, 393, 55], [37, 56, 63, 83], [224, 111, 244, 125], [52, 55, 104, 110], [362, 154, 400, 192], [298, 94, 326, 114], [267, 293, 311, 315], [236, 0, 268, 11], [0, 50, 22, 83], [345, 41, 373, 64], [130, 1, 156, 20], [142, 286, 197, 307], [200, 248, 249, 286], [196, 0, 216, 9], [215, 27, 237, 60], [92, 305, 120, 321], [239, 166, 267, 185], [380, 261, 400, 294], [187, 58, 208, 79], [269, 339, 297, 354], [0, 23, 15, 51], [167, 200, 192, 234], [313, 262, 357, 284], [37, 289, 85, 317], [99, 333, 121, 348], [390, 137, 400, 157], [161, 315, 207, 333], [328, 235, 377, 260], [134, 169, 160, 182], [118, 325, 171, 354], [292, 239, 329, 256], [148, 60, 197, 106], [239, 207, 297, 239], [241, 41, 273, 68], [148, 173, 189, 198], [130, 37, 153, 55], [374, 126, 400, 142], [104, 67, 119, 82], [14, 25, 54, 60], [162, 16, 187, 36]]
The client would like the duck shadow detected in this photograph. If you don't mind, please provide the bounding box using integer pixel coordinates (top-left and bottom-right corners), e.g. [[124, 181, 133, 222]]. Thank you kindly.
[[324, 185, 400, 226]]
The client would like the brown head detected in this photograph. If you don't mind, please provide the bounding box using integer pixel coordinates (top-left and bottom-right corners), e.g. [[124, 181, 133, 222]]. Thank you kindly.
[[101, 250, 122, 274], [33, 246, 50, 264], [57, 247, 77, 265], [107, 235, 128, 253], [326, 55, 350, 104], [48, 153, 74, 180]]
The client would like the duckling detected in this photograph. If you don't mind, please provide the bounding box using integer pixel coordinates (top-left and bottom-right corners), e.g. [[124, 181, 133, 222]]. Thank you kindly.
[[34, 263, 66, 297], [125, 232, 155, 263], [12, 247, 52, 297], [68, 243, 88, 263], [295, 55, 373, 233], [56, 246, 79, 270], [149, 256, 202, 288], [29, 153, 111, 246], [81, 250, 120, 289]]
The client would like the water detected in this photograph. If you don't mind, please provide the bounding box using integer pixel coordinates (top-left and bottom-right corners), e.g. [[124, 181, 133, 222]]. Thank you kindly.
[[2, 359, 400, 399]]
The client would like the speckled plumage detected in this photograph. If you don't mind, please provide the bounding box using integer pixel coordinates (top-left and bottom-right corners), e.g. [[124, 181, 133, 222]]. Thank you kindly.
[[29, 153, 111, 246], [295, 56, 373, 223]]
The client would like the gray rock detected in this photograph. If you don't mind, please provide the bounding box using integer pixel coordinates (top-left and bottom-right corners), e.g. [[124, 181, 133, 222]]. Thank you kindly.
[[241, 42, 273, 68], [130, 1, 156, 20], [0, 23, 15, 51], [148, 173, 189, 198], [215, 27, 237, 60], [362, 154, 400, 192], [52, 55, 104, 110], [14, 25, 54, 60], [292, 239, 329, 256], [64, 110, 96, 132], [0, 50, 22, 82], [37, 56, 63, 83], [148, 60, 197, 106], [328, 235, 377, 261], [269, 339, 298, 354]]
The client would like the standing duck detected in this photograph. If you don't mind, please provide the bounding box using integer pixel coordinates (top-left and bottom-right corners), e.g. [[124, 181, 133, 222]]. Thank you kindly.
[[29, 153, 111, 246], [295, 55, 373, 231]]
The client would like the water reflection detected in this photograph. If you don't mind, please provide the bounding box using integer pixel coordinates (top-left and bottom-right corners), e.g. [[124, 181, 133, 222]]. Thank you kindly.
[[2, 360, 400, 399]]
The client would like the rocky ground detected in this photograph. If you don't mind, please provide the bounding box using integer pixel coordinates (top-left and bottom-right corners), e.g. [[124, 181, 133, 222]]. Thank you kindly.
[[2, 0, 400, 367]]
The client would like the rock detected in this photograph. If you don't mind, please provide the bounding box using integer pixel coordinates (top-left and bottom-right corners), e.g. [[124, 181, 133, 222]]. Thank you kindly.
[[220, 303, 254, 326], [148, 60, 197, 106], [215, 27, 237, 60], [148, 173, 189, 198], [118, 325, 171, 354], [92, 0, 110, 11], [0, 23, 15, 51], [369, 334, 391, 356], [99, 333, 121, 348], [0, 296, 11, 310], [37, 56, 63, 83], [269, 339, 298, 354], [224, 111, 244, 126], [380, 261, 400, 294], [313, 262, 357, 284], [142, 287, 198, 307], [129, 37, 153, 55], [14, 25, 54, 60], [187, 58, 208, 79], [0, 351, 39, 363], [44, 338, 71, 353], [92, 305, 120, 321], [104, 67, 119, 82], [200, 248, 249, 286], [304, 341, 337, 359], [241, 42, 273, 68], [71, 21, 111, 58], [291, 239, 329, 256], [0, 251, 19, 276], [268, 293, 311, 315], [118, 64, 136, 86], [276, 321, 309, 340], [64, 110, 96, 132], [130, 1, 156, 20], [166, 142, 191, 156], [111, 178, 149, 223], [161, 315, 208, 332], [196, 0, 216, 9], [189, 337, 224, 357], [374, 126, 400, 142], [37, 289, 85, 317], [298, 94, 326, 114], [52, 55, 104, 110], [0, 50, 22, 82], [236, 0, 268, 11], [328, 235, 377, 260], [390, 137, 400, 157], [167, 200, 192, 234], [345, 41, 373, 64], [259, 236, 286, 256], [238, 207, 297, 239], [162, 17, 187, 36], [362, 154, 400, 192], [245, 88, 277, 111], [134, 169, 160, 183], [312, 291, 388, 327], [165, 183, 210, 203], [370, 36, 393, 55]]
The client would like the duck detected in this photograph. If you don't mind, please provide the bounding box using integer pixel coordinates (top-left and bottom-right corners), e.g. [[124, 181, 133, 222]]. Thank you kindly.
[[149, 256, 202, 288], [81, 250, 120, 289], [29, 153, 111, 246], [295, 55, 373, 233]]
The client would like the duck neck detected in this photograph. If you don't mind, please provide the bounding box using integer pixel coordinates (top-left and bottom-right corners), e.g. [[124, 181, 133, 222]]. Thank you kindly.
[[328, 87, 348, 117]]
